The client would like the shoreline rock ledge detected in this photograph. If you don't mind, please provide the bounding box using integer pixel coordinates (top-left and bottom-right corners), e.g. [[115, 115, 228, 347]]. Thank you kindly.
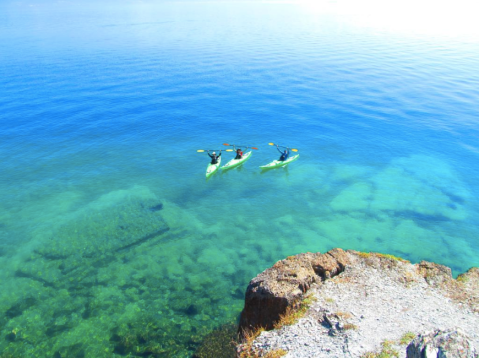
[[237, 249, 479, 358]]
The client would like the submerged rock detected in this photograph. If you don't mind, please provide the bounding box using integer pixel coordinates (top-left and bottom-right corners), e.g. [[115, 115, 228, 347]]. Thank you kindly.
[[193, 323, 238, 358], [1, 186, 205, 357], [14, 189, 171, 292], [149, 202, 164, 212]]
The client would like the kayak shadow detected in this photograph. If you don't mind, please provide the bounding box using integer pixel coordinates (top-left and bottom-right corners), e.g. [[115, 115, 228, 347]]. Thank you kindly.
[[260, 165, 290, 175], [220, 163, 247, 175], [205, 173, 218, 182]]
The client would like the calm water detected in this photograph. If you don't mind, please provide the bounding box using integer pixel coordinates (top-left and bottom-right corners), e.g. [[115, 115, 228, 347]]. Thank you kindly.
[[1, 1, 479, 356]]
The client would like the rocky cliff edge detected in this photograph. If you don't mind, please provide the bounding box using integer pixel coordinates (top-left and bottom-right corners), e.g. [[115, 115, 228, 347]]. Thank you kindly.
[[237, 249, 479, 358]]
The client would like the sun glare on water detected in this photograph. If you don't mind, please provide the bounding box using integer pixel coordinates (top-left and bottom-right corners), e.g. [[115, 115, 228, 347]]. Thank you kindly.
[[294, 0, 479, 40]]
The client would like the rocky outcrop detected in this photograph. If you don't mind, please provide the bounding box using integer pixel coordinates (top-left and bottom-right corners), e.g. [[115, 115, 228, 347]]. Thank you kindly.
[[407, 329, 478, 358], [454, 267, 479, 314], [237, 249, 479, 357], [238, 249, 351, 332], [417, 261, 453, 286]]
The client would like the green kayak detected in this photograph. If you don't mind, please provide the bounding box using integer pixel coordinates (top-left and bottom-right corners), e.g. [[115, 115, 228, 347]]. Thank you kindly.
[[260, 154, 299, 169], [221, 151, 252, 170], [206, 157, 221, 178]]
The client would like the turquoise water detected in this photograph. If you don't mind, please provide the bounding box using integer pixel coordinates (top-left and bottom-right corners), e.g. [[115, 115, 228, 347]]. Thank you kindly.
[[1, 0, 479, 356]]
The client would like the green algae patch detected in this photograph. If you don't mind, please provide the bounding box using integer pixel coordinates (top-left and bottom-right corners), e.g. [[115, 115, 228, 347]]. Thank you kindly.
[[357, 251, 408, 263], [456, 274, 469, 283], [378, 253, 408, 262], [193, 322, 238, 358], [0, 186, 246, 357], [399, 332, 416, 345], [362, 340, 400, 358]]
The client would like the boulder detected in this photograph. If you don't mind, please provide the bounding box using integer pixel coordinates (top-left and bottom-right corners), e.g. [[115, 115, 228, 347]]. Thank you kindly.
[[407, 329, 478, 358], [238, 249, 350, 332], [417, 261, 453, 286]]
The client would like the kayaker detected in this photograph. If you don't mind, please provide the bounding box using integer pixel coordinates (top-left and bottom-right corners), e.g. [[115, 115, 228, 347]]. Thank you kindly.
[[277, 145, 289, 161], [208, 150, 221, 164], [234, 147, 243, 160]]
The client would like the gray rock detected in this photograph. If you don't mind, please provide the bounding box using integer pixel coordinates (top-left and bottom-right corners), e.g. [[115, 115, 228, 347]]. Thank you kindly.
[[236, 250, 479, 358], [407, 329, 478, 358]]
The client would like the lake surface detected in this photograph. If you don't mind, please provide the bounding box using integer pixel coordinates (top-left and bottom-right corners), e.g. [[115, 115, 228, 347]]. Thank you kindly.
[[1, 0, 479, 356]]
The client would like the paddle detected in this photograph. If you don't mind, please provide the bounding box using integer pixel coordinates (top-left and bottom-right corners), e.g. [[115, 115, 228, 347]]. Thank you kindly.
[[223, 143, 258, 150], [197, 149, 234, 152], [268, 143, 299, 152]]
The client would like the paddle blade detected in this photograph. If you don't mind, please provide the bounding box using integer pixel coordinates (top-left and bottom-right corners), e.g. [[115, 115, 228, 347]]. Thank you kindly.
[[268, 143, 275, 146], [226, 149, 234, 152], [223, 143, 230, 146], [197, 150, 205, 152], [291, 149, 298, 152], [251, 147, 258, 150]]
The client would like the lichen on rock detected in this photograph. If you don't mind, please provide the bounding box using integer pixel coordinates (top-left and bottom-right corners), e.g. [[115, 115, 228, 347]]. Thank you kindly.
[[237, 249, 479, 358], [407, 329, 478, 358]]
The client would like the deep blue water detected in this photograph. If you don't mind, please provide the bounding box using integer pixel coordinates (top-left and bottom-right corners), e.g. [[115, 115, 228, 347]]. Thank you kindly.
[[1, 1, 479, 356]]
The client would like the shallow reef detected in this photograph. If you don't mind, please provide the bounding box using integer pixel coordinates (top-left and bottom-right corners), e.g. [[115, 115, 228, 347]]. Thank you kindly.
[[192, 322, 238, 358], [0, 187, 246, 357], [1, 154, 478, 357]]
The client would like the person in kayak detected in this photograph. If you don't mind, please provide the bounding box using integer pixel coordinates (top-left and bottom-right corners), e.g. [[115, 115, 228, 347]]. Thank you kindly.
[[234, 147, 243, 160], [277, 145, 289, 161], [208, 150, 221, 164]]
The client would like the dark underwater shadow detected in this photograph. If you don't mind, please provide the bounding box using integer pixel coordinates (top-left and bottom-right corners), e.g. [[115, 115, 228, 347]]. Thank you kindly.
[[205, 170, 221, 182], [220, 162, 249, 175], [259, 165, 290, 176]]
